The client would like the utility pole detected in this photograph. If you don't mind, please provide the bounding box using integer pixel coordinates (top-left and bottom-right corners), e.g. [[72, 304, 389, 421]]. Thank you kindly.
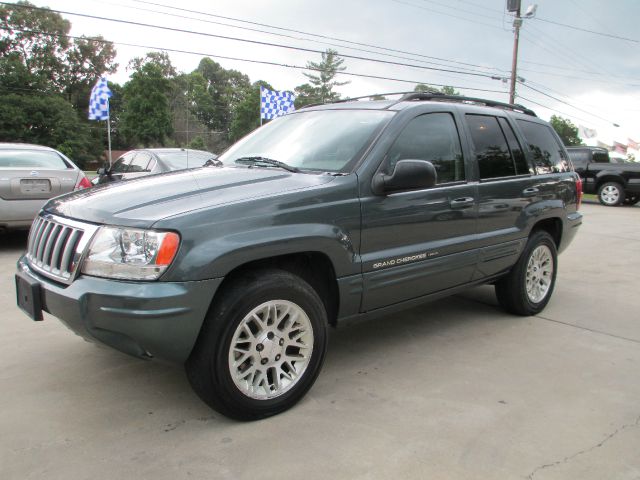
[[509, 3, 522, 104]]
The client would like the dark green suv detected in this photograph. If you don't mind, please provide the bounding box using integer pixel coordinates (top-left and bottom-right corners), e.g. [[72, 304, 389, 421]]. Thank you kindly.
[[16, 93, 583, 420]]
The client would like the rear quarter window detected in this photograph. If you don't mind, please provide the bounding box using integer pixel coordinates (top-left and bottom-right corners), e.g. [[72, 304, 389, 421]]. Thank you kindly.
[[517, 120, 571, 174]]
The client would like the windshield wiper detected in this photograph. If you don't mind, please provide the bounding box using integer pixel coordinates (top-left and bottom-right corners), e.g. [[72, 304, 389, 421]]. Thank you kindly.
[[235, 156, 300, 173]]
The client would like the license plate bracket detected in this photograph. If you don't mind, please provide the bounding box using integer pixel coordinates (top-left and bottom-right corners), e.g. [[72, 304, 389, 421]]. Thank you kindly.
[[15, 271, 43, 321]]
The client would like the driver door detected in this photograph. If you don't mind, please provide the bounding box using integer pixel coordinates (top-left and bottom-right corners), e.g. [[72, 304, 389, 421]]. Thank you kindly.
[[360, 112, 478, 311]]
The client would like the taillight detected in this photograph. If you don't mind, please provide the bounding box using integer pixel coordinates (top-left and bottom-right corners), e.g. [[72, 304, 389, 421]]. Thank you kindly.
[[575, 175, 583, 210], [75, 174, 92, 190]]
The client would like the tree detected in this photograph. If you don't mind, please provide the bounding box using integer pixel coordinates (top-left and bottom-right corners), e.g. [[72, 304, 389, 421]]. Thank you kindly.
[[0, 93, 93, 166], [299, 49, 349, 105], [120, 54, 173, 146], [189, 58, 251, 134], [414, 84, 460, 95], [229, 80, 273, 142], [549, 115, 582, 146]]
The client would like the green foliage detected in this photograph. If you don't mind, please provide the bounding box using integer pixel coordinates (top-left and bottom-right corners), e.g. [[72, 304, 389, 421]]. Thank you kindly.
[[120, 56, 173, 147], [229, 81, 273, 142], [0, 93, 93, 167], [298, 49, 349, 105], [189, 58, 251, 133], [188, 136, 207, 150], [549, 115, 582, 146], [414, 84, 460, 95]]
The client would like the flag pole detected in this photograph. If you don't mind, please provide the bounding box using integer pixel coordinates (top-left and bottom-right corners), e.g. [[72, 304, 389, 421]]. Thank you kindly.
[[107, 110, 113, 166], [259, 86, 263, 127]]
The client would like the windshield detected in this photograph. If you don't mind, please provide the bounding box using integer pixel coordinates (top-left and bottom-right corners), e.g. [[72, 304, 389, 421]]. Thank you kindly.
[[218, 110, 394, 173], [156, 150, 217, 170]]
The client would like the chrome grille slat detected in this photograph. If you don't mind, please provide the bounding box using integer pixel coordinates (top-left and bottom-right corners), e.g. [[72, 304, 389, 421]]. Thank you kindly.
[[25, 214, 100, 285]]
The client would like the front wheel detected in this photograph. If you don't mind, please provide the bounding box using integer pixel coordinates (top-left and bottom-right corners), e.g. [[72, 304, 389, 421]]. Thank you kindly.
[[495, 231, 558, 316], [186, 269, 328, 421], [598, 182, 625, 206]]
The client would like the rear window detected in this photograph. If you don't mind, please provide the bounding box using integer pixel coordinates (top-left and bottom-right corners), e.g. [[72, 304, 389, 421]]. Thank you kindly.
[[517, 120, 571, 174], [156, 151, 217, 170], [0, 150, 69, 169]]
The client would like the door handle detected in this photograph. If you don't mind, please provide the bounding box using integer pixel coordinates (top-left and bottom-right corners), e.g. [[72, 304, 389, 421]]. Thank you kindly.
[[522, 187, 539, 197], [450, 197, 475, 209]]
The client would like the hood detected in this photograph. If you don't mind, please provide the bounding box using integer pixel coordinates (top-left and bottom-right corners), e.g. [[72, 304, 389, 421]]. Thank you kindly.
[[45, 166, 336, 227]]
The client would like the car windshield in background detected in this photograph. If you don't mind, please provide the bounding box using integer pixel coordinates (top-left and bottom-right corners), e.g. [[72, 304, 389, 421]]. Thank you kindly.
[[0, 150, 69, 169], [218, 110, 394, 173], [156, 151, 216, 170]]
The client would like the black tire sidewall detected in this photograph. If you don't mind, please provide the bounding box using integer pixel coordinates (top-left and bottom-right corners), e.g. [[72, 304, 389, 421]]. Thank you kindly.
[[206, 271, 328, 419]]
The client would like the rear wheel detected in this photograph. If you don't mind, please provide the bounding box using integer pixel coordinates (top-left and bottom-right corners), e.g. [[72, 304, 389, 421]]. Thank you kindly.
[[495, 230, 558, 316], [598, 182, 625, 206], [186, 269, 328, 420]]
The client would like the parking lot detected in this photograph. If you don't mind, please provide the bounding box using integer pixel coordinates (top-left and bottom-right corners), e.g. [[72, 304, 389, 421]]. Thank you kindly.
[[1, 202, 639, 480]]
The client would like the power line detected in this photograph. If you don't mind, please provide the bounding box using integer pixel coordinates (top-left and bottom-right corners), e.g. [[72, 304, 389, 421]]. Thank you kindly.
[[532, 16, 638, 43], [391, 0, 505, 30], [0, 27, 506, 95], [98, 0, 506, 77], [0, 2, 502, 81], [131, 0, 506, 74], [515, 94, 604, 126], [517, 81, 620, 126]]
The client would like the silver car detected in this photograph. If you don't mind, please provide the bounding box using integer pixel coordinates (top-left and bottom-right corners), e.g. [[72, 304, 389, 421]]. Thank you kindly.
[[0, 143, 91, 231]]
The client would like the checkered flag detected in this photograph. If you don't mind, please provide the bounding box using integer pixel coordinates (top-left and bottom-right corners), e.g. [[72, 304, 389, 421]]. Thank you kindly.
[[88, 77, 112, 121], [260, 86, 296, 120]]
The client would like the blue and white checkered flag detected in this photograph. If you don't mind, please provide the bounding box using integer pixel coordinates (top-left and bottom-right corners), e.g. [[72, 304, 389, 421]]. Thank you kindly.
[[260, 86, 295, 120], [88, 77, 112, 121]]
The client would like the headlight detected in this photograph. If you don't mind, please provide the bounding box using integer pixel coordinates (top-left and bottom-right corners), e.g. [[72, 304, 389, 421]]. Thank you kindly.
[[81, 226, 180, 280]]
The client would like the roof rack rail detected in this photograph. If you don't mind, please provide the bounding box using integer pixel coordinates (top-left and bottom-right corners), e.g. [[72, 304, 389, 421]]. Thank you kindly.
[[396, 92, 537, 117]]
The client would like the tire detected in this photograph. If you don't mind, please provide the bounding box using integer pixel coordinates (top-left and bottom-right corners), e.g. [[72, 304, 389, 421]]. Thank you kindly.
[[186, 269, 328, 421], [495, 230, 558, 316], [623, 194, 640, 205], [597, 182, 625, 206]]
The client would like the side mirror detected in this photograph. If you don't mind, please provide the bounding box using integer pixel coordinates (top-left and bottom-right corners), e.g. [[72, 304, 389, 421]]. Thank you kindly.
[[96, 167, 106, 175], [372, 159, 437, 194]]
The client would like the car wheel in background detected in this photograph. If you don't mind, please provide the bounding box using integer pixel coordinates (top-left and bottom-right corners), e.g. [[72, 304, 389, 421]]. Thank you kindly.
[[598, 182, 625, 206]]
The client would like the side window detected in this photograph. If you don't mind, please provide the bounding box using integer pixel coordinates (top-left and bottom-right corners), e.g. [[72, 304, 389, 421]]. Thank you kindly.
[[567, 149, 589, 168], [385, 113, 465, 184], [516, 120, 571, 174], [111, 152, 135, 173], [466, 114, 515, 179], [592, 151, 609, 163], [127, 153, 152, 173], [498, 117, 531, 175]]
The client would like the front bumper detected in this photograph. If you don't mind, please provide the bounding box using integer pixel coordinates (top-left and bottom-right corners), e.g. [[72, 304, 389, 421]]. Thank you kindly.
[[17, 256, 222, 363]]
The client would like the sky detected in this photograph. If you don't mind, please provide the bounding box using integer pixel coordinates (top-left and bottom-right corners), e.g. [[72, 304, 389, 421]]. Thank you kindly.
[[23, 0, 640, 148]]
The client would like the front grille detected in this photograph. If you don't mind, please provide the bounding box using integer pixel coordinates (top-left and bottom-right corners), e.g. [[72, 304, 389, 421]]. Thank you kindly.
[[26, 214, 98, 284]]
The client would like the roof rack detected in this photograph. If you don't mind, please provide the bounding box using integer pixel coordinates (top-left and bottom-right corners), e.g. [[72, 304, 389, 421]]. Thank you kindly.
[[395, 92, 537, 117]]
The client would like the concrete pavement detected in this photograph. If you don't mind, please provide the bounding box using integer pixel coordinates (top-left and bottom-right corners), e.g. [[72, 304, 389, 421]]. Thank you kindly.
[[1, 203, 638, 479]]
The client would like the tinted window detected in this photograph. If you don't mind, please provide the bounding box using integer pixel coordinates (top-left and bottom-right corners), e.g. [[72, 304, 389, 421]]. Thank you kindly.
[[127, 153, 152, 172], [0, 150, 69, 169], [156, 151, 216, 170], [111, 152, 135, 173], [592, 151, 609, 163], [498, 117, 530, 174], [386, 113, 465, 184], [567, 149, 590, 167], [466, 114, 515, 179], [517, 120, 571, 174]]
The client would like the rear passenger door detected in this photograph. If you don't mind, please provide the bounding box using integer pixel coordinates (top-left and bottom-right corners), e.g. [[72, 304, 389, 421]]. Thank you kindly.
[[463, 114, 537, 279], [360, 111, 478, 311]]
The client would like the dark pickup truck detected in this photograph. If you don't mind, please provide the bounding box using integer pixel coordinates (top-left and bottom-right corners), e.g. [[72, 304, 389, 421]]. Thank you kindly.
[[16, 93, 582, 420], [566, 146, 640, 206]]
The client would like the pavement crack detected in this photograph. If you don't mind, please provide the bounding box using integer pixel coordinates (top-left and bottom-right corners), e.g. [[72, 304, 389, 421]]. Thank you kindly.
[[525, 414, 640, 479], [534, 315, 640, 345]]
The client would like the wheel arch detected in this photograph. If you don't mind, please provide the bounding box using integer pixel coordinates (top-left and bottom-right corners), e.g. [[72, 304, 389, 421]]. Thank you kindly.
[[213, 251, 340, 326], [531, 217, 562, 249], [595, 173, 626, 190]]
